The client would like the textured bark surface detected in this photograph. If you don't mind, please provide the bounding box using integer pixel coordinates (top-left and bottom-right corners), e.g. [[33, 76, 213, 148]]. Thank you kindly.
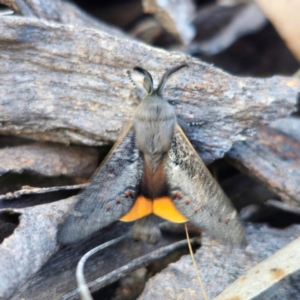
[[270, 116, 300, 142], [1, 1, 300, 299], [139, 223, 300, 300], [0, 185, 200, 300], [189, 2, 267, 55], [0, 0, 126, 36], [59, 237, 199, 300], [0, 143, 99, 177], [227, 126, 300, 206], [215, 235, 300, 299], [142, 0, 196, 45], [0, 17, 298, 165], [0, 184, 85, 207], [0, 196, 77, 299]]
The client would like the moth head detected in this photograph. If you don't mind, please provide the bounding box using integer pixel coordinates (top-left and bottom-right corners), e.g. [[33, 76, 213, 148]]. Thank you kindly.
[[133, 64, 188, 97]]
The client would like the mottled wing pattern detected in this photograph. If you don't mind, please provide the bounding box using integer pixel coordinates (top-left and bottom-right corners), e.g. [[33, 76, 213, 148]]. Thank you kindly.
[[58, 124, 143, 245], [164, 125, 246, 246]]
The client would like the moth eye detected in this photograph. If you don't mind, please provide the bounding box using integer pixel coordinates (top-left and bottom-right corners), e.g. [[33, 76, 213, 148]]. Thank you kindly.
[[184, 199, 190, 205], [106, 206, 112, 211], [194, 207, 199, 213], [173, 191, 182, 199], [116, 199, 122, 204]]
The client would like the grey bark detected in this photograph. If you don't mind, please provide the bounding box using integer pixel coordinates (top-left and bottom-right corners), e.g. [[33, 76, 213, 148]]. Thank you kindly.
[[0, 17, 298, 165], [0, 143, 99, 178]]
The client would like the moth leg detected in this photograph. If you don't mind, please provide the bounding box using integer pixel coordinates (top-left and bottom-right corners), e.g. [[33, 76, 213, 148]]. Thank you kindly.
[[176, 117, 190, 134], [126, 70, 143, 102], [187, 120, 205, 127], [176, 118, 205, 134]]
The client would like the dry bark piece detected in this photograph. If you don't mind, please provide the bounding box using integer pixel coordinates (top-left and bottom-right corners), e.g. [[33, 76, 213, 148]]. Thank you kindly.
[[192, 2, 245, 41], [227, 126, 300, 207], [0, 184, 85, 208], [0, 17, 298, 165], [139, 223, 300, 299], [142, 0, 196, 45], [0, 184, 85, 201], [129, 17, 164, 44], [189, 2, 267, 55], [0, 187, 199, 300], [218, 0, 251, 5], [255, 0, 300, 61], [61, 238, 200, 300], [266, 199, 300, 215], [0, 143, 99, 178], [215, 235, 300, 299], [0, 0, 127, 37], [10, 219, 199, 300], [0, 196, 77, 299], [270, 116, 300, 142]]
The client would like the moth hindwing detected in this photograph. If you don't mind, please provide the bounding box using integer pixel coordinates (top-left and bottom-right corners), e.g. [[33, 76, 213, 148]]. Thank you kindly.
[[58, 64, 246, 246]]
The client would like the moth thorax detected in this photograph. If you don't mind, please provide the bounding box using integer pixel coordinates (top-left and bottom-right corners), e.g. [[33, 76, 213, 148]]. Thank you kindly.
[[133, 99, 176, 165]]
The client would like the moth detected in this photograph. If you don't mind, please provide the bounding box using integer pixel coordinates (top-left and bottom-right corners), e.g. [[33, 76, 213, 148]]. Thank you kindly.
[[58, 65, 246, 246]]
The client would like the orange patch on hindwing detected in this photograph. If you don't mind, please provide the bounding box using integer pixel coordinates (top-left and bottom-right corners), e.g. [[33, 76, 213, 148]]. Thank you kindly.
[[119, 196, 188, 223], [119, 196, 152, 222], [153, 197, 188, 223]]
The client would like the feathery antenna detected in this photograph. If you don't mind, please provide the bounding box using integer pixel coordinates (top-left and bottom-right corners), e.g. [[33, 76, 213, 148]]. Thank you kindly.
[[134, 67, 154, 94], [156, 64, 188, 95]]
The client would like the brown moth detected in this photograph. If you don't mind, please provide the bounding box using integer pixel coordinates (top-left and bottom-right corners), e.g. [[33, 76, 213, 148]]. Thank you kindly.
[[58, 65, 246, 246]]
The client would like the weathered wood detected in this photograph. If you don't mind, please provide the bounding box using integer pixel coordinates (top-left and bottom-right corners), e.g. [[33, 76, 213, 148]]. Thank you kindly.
[[0, 0, 126, 37], [0, 184, 85, 207], [270, 116, 300, 142], [189, 2, 267, 55], [139, 223, 300, 299], [0, 143, 99, 178], [193, 1, 245, 41], [142, 0, 196, 45], [215, 236, 300, 299], [0, 196, 77, 299], [227, 126, 300, 206], [60, 237, 200, 300], [0, 184, 200, 300], [0, 17, 298, 165], [256, 0, 300, 61]]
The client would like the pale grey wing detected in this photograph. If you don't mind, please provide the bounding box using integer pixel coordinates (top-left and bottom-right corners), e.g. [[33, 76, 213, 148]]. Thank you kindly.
[[58, 124, 143, 245], [164, 125, 246, 246]]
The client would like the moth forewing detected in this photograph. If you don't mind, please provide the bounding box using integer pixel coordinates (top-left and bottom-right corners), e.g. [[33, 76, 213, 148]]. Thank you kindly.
[[164, 125, 246, 246], [58, 124, 143, 245]]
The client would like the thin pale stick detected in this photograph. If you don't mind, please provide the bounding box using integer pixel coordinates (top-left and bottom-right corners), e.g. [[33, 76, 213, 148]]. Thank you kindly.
[[185, 223, 208, 300], [76, 233, 131, 300]]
